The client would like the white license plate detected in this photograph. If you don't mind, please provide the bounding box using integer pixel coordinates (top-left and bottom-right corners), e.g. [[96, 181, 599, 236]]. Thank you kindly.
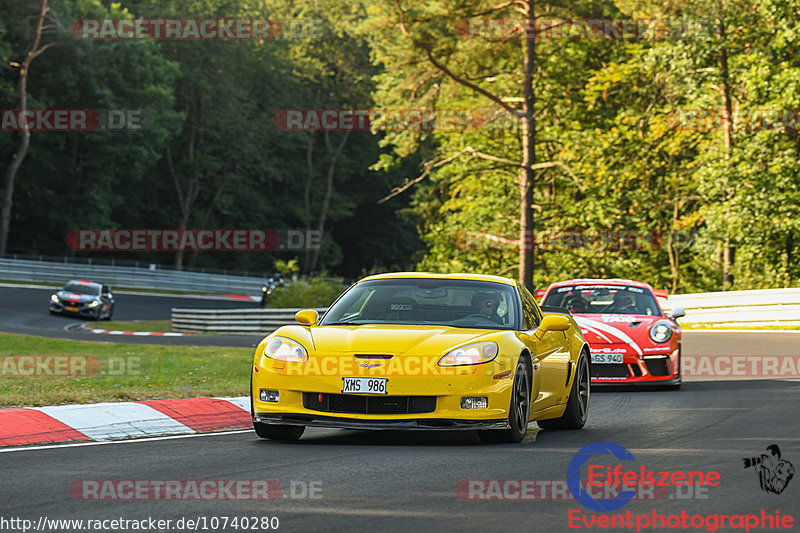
[[591, 353, 624, 364], [341, 377, 388, 395]]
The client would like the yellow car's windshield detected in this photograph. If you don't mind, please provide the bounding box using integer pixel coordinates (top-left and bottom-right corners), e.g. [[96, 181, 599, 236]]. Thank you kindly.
[[320, 279, 519, 330]]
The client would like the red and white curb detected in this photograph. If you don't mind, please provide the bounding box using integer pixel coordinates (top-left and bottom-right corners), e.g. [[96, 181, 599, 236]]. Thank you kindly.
[[225, 294, 260, 302], [88, 329, 194, 336], [0, 397, 251, 447]]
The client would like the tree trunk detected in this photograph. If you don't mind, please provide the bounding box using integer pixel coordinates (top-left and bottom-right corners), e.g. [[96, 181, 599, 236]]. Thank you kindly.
[[717, 18, 734, 290], [668, 203, 680, 293], [518, 0, 536, 288], [307, 130, 351, 273], [301, 132, 315, 275], [0, 0, 50, 257]]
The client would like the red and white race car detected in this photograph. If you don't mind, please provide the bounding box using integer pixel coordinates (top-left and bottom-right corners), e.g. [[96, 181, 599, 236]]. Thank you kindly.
[[537, 279, 684, 388]]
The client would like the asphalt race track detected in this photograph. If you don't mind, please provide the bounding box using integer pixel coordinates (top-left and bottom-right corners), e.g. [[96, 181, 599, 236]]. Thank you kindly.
[[1, 379, 799, 532], [0, 285, 263, 347], [1, 284, 799, 532]]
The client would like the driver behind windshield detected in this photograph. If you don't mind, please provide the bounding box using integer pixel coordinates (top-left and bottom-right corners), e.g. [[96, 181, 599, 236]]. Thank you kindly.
[[471, 292, 502, 323], [609, 291, 639, 314], [564, 294, 589, 314]]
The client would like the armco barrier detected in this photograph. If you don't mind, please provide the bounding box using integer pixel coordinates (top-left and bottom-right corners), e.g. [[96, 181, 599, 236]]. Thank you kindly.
[[171, 308, 328, 335], [170, 287, 800, 335], [0, 257, 265, 295], [661, 288, 800, 326]]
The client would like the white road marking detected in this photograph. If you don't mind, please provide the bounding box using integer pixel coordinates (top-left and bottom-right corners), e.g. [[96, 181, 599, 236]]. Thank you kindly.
[[0, 430, 252, 453]]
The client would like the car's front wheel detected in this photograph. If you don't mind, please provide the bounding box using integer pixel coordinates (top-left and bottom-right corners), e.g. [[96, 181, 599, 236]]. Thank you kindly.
[[478, 356, 530, 444], [253, 423, 305, 441], [249, 368, 305, 441], [538, 350, 589, 430]]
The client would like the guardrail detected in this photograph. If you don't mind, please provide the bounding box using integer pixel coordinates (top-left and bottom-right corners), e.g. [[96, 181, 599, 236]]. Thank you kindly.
[[170, 287, 800, 335], [172, 308, 328, 335], [661, 288, 800, 326], [0, 258, 266, 295]]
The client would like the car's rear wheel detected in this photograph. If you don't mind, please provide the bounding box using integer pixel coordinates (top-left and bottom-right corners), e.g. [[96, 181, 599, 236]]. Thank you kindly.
[[478, 356, 530, 444], [538, 350, 589, 430]]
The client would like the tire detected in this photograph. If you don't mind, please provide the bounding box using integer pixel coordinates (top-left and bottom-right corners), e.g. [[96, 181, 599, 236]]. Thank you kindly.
[[253, 422, 305, 441], [103, 306, 113, 320], [671, 348, 682, 389], [478, 356, 530, 444], [538, 350, 590, 430], [249, 368, 305, 441]]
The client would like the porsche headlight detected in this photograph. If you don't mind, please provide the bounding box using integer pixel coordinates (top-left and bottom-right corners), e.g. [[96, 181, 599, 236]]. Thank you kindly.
[[50, 294, 59, 303], [88, 300, 100, 308], [649, 322, 673, 343], [439, 341, 498, 366], [264, 336, 308, 362]]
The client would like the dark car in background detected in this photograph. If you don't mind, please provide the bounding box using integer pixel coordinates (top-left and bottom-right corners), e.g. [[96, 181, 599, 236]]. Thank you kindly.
[[49, 280, 114, 320]]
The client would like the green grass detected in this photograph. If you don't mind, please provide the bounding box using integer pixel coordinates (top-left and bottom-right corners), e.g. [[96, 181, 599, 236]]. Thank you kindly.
[[98, 320, 174, 332], [0, 333, 255, 408]]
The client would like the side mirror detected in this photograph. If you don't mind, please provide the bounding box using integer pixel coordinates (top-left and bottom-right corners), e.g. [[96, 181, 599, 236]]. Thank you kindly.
[[668, 307, 685, 320], [295, 309, 319, 327], [533, 315, 570, 338]]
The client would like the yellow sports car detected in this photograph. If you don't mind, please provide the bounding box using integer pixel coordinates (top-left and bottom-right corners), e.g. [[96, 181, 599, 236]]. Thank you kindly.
[[250, 272, 590, 443]]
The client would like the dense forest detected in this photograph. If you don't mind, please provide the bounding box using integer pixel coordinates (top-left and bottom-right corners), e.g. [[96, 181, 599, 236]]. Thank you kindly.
[[2, 0, 799, 293]]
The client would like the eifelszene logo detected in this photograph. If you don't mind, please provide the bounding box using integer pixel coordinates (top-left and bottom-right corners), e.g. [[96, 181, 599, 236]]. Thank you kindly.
[[567, 441, 721, 512], [568, 441, 637, 512], [743, 444, 794, 495]]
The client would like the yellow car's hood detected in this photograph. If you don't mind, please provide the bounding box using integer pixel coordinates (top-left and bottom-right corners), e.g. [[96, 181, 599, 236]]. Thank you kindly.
[[277, 324, 503, 356]]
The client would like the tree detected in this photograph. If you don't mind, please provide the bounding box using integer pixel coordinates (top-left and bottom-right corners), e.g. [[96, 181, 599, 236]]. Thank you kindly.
[[360, 0, 582, 286], [1, 0, 61, 256]]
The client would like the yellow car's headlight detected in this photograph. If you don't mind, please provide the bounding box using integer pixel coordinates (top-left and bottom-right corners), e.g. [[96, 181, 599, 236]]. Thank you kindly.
[[264, 336, 308, 362], [438, 341, 498, 366]]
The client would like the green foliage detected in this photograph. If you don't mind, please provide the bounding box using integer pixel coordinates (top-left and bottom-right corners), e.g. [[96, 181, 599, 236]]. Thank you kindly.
[[274, 258, 300, 276], [1, 0, 797, 291], [264, 275, 347, 308]]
